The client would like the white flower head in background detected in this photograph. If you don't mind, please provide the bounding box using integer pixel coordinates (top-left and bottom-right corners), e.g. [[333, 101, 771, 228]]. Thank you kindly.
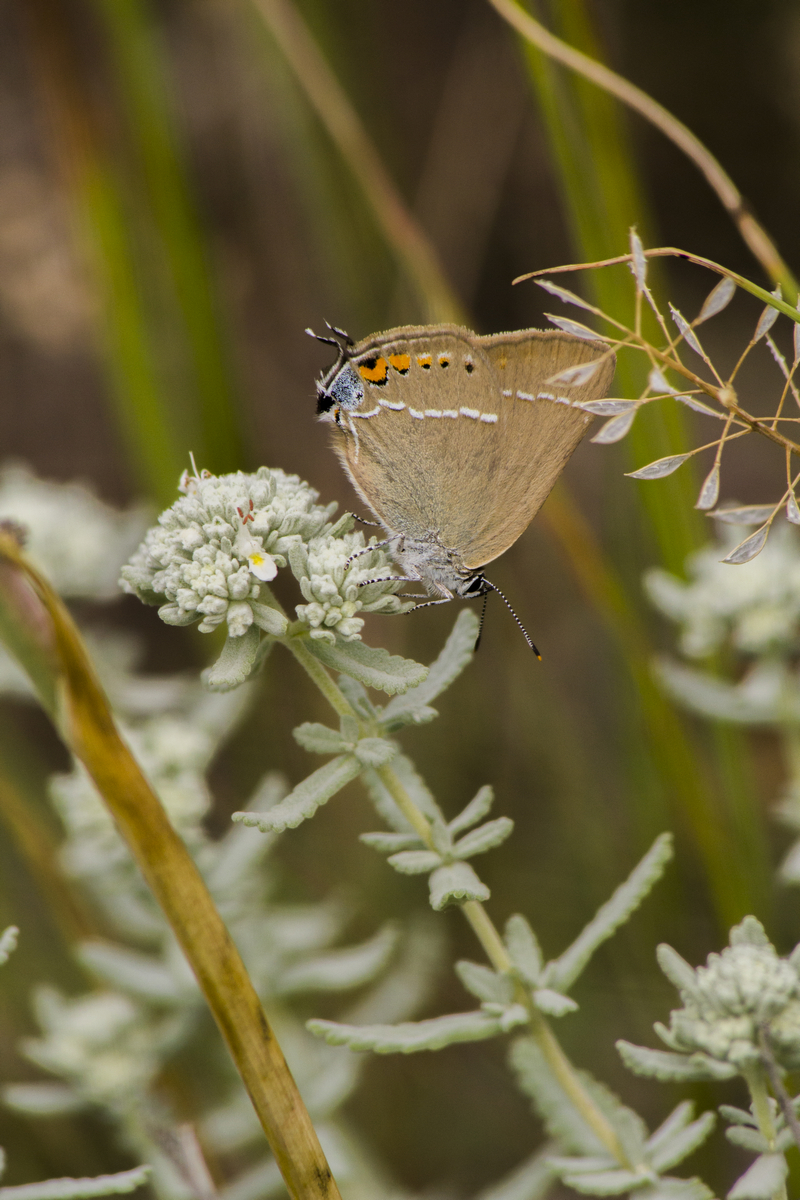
[[646, 520, 800, 658], [0, 462, 149, 599]]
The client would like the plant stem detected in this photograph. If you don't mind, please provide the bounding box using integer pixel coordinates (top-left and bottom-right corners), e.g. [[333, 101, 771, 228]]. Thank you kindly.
[[284, 635, 360, 720], [486, 0, 797, 296], [286, 640, 633, 1167], [743, 1065, 788, 1200]]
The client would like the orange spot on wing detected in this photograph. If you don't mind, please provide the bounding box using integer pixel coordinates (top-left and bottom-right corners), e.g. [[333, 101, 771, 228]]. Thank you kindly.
[[358, 356, 388, 383], [388, 353, 411, 374], [417, 355, 432, 369]]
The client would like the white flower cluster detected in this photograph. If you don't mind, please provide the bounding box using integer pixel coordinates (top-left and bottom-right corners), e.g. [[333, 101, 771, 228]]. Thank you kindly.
[[120, 466, 410, 643], [120, 467, 334, 635], [293, 530, 411, 643], [646, 522, 800, 658], [658, 920, 800, 1070]]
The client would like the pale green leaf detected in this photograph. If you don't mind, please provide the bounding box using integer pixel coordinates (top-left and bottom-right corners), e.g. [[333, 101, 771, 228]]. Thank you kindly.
[[305, 638, 427, 695], [455, 960, 514, 1004], [361, 754, 443, 830], [202, 627, 261, 691], [656, 945, 700, 995], [726, 1127, 769, 1154], [453, 817, 514, 859], [729, 917, 770, 947], [381, 609, 477, 721], [0, 926, 18, 965], [353, 737, 396, 767], [359, 831, 421, 853], [1, 1084, 82, 1116], [510, 1038, 646, 1159], [387, 850, 442, 875], [505, 915, 543, 986], [307, 1008, 506, 1053], [728, 1155, 788, 1200], [646, 1101, 695, 1154], [474, 1146, 557, 1200], [276, 924, 398, 994], [429, 862, 490, 910], [559, 1168, 644, 1195], [0, 1168, 150, 1200], [649, 1112, 715, 1172], [232, 755, 360, 831], [249, 602, 288, 636], [533, 989, 578, 1017], [638, 1180, 713, 1200], [449, 785, 495, 837], [617, 1041, 736, 1081], [293, 722, 346, 755], [546, 834, 673, 992], [77, 943, 183, 1003]]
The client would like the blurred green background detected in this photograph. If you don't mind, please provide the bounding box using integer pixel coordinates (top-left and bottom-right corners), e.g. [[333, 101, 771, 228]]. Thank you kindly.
[[1, 0, 800, 1193]]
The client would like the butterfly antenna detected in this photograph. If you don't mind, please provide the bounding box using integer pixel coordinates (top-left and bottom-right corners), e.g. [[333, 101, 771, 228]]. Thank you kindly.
[[474, 590, 489, 652], [483, 579, 541, 659]]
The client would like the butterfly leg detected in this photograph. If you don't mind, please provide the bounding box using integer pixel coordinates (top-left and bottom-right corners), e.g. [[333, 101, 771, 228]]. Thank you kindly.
[[346, 533, 403, 568]]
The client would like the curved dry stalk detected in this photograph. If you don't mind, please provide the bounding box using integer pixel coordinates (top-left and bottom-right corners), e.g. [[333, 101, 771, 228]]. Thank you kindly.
[[248, 0, 465, 324], [486, 0, 797, 295], [0, 530, 342, 1200]]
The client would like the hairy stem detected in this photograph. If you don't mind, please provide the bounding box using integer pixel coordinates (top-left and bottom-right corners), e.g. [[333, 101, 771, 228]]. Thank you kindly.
[[743, 1065, 788, 1200], [287, 641, 633, 1167]]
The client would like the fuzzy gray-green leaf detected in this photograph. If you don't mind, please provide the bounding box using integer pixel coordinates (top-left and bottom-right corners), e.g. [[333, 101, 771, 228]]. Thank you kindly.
[[656, 945, 700, 995], [729, 916, 770, 946], [648, 1111, 715, 1172], [721, 524, 771, 565], [473, 1146, 557, 1200], [249, 601, 288, 636], [2, 1084, 82, 1116], [232, 754, 360, 831], [361, 754, 443, 830], [429, 862, 490, 910], [725, 1127, 769, 1155], [455, 960, 514, 1004], [0, 1168, 151, 1200], [533, 989, 578, 1017], [293, 722, 346, 755], [307, 1008, 506, 1053], [276, 924, 397, 994], [77, 943, 183, 1004], [387, 849, 443, 876], [505, 914, 544, 986], [546, 834, 673, 993], [359, 831, 421, 853], [305, 637, 428, 695], [728, 1154, 787, 1200], [558, 1167, 645, 1195], [453, 817, 514, 859], [353, 737, 396, 767], [511, 1038, 647, 1160], [449, 785, 495, 837], [617, 1041, 736, 1081], [381, 609, 477, 721], [202, 626, 261, 691]]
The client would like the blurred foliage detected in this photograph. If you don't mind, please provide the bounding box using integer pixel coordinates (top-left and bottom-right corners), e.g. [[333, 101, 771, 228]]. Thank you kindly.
[[1, 0, 800, 1196]]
